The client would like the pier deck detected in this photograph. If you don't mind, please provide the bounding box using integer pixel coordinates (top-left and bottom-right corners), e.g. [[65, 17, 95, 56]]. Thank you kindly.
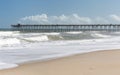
[[11, 24, 120, 32]]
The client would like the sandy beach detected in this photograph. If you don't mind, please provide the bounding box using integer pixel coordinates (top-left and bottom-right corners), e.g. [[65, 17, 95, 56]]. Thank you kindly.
[[0, 50, 120, 75]]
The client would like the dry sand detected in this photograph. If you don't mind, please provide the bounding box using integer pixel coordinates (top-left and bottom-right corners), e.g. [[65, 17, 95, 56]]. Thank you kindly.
[[0, 50, 120, 75]]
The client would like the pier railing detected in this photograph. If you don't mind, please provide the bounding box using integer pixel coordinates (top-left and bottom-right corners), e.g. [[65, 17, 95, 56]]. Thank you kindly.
[[11, 24, 120, 32]]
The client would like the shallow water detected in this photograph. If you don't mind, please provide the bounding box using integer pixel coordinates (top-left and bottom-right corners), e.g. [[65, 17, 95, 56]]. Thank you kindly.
[[0, 31, 120, 70]]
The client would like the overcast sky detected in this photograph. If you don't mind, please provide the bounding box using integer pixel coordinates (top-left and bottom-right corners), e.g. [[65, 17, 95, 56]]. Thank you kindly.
[[1, 0, 120, 28]]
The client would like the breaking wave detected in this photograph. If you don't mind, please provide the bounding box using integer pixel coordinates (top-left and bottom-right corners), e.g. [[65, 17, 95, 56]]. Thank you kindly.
[[0, 30, 120, 70], [0, 62, 18, 70], [0, 31, 114, 47], [23, 36, 49, 42], [0, 38, 20, 47]]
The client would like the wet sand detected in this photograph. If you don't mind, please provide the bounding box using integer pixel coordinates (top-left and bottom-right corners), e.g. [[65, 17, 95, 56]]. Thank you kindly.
[[0, 50, 120, 75]]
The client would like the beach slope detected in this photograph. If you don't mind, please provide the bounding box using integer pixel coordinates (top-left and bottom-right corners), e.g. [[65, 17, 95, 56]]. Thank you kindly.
[[0, 50, 120, 75]]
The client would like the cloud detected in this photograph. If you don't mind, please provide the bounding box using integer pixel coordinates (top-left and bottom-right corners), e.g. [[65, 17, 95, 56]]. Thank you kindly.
[[93, 17, 109, 24], [110, 14, 120, 22], [21, 14, 48, 24], [19, 14, 120, 24], [20, 14, 92, 24]]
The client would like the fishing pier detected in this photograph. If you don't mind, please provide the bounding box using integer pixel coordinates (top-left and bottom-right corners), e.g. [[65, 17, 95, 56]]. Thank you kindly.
[[11, 24, 120, 32]]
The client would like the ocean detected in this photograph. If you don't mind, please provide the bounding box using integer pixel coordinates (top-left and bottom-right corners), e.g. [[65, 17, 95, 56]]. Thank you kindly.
[[0, 31, 120, 70]]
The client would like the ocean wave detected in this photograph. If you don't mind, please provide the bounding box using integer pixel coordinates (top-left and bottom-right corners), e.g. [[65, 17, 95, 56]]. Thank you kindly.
[[0, 31, 19, 37], [91, 32, 110, 38], [65, 31, 83, 34], [23, 35, 49, 42], [0, 31, 120, 70], [0, 38, 20, 47], [0, 62, 18, 70], [0, 31, 118, 47]]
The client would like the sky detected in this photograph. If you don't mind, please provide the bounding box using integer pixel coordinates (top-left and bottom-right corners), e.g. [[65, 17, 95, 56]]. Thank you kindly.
[[1, 0, 120, 28]]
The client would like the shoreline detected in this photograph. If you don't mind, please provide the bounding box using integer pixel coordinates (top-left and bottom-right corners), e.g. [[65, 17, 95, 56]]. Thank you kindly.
[[1, 49, 120, 75], [18, 49, 115, 65]]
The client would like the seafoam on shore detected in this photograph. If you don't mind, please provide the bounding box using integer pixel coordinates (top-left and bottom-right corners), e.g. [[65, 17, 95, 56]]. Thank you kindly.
[[0, 31, 120, 70]]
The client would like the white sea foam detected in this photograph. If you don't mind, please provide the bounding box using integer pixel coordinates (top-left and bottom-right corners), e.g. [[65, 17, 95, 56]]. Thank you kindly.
[[0, 38, 20, 47], [0, 31, 19, 37], [66, 31, 83, 34], [42, 32, 60, 35], [0, 62, 18, 70], [23, 35, 49, 42], [0, 31, 120, 70], [91, 33, 110, 38], [0, 31, 13, 37]]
